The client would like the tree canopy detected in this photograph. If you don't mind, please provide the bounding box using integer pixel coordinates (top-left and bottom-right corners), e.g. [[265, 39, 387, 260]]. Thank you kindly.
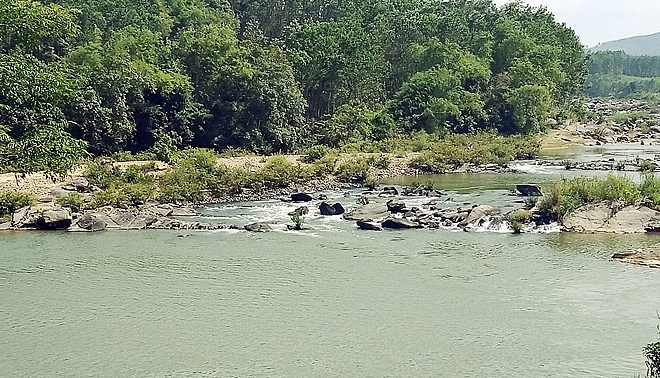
[[0, 0, 588, 173]]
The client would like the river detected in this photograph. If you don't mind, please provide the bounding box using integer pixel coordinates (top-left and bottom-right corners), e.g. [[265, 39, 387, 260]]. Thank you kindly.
[[2, 148, 660, 377]]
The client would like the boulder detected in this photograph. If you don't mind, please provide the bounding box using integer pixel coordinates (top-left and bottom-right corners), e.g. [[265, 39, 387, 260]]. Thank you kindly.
[[50, 187, 75, 198], [36, 208, 72, 230], [381, 218, 422, 229], [356, 221, 382, 231], [604, 206, 660, 234], [244, 222, 272, 232], [319, 202, 345, 216], [516, 184, 544, 197], [387, 199, 406, 213], [170, 206, 196, 217], [343, 203, 389, 222], [289, 206, 309, 217], [561, 203, 611, 233], [459, 205, 500, 226], [380, 187, 399, 196], [76, 214, 107, 232], [69, 178, 89, 192], [291, 193, 313, 202]]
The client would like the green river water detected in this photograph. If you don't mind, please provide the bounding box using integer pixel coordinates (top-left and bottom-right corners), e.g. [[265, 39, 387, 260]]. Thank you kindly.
[[2, 148, 660, 377]]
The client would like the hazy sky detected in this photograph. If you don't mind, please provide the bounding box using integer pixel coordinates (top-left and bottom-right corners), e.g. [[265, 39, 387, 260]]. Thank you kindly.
[[492, 0, 660, 47]]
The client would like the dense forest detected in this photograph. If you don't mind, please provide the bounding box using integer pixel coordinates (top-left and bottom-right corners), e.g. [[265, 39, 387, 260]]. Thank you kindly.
[[0, 0, 587, 174], [586, 51, 660, 98]]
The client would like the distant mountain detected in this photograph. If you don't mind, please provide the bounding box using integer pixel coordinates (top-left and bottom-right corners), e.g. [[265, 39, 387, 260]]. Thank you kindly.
[[589, 32, 660, 56]]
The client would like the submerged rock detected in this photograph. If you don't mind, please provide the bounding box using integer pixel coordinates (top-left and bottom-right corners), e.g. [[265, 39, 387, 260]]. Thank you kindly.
[[381, 218, 422, 229], [356, 221, 382, 231], [612, 249, 660, 268]]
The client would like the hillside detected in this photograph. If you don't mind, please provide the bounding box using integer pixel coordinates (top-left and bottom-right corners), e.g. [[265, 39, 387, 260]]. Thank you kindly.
[[590, 32, 660, 56]]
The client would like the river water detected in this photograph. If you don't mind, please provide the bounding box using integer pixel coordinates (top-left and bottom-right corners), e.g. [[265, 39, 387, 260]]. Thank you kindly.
[[2, 149, 660, 377]]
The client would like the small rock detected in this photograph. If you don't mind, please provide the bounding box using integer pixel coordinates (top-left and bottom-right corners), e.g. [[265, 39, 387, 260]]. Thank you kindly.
[[516, 185, 544, 197], [356, 221, 382, 231], [387, 199, 406, 213], [382, 218, 422, 229], [76, 214, 107, 232], [291, 193, 313, 202]]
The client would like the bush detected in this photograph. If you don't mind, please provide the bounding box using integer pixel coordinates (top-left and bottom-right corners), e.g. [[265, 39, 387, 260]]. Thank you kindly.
[[646, 340, 660, 378], [335, 159, 369, 183], [539, 175, 657, 217], [640, 160, 658, 173], [56, 192, 85, 212], [302, 145, 333, 163], [507, 209, 531, 234], [366, 154, 391, 169], [256, 155, 308, 189], [309, 155, 338, 178], [0, 191, 36, 217]]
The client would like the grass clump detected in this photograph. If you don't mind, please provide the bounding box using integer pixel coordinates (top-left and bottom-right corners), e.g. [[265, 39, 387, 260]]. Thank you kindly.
[[84, 161, 157, 208], [538, 175, 660, 217], [507, 209, 531, 234], [56, 192, 85, 212], [640, 160, 658, 173], [0, 191, 36, 220]]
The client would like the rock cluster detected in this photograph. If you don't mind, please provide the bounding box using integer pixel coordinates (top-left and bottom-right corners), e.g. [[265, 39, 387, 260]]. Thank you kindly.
[[1, 203, 213, 232]]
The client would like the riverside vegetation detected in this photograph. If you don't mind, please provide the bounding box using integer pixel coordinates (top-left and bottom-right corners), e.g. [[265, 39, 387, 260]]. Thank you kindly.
[[0, 0, 585, 177]]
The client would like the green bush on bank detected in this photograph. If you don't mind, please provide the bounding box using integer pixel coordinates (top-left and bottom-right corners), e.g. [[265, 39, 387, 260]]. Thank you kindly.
[[0, 191, 36, 220], [539, 175, 660, 217]]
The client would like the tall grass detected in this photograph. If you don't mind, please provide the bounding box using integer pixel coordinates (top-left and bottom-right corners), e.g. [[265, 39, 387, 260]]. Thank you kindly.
[[539, 175, 660, 217]]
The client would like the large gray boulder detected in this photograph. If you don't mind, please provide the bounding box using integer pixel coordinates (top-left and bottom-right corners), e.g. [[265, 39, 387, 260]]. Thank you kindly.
[[561, 203, 611, 233], [343, 203, 389, 222], [36, 208, 72, 230], [244, 222, 272, 232], [76, 214, 107, 232], [604, 206, 660, 234], [459, 205, 500, 226], [562, 203, 660, 234]]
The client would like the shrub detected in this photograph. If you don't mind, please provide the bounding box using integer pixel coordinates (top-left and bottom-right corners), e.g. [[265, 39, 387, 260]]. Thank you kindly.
[[56, 192, 85, 212], [646, 340, 660, 378], [335, 159, 369, 183], [257, 155, 308, 189], [0, 191, 36, 217], [309, 155, 338, 178], [507, 209, 531, 234], [640, 160, 658, 173], [302, 145, 333, 163], [366, 154, 391, 169], [84, 162, 114, 188]]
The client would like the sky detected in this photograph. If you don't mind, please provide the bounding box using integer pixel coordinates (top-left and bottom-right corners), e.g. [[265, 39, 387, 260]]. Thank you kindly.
[[492, 0, 660, 47]]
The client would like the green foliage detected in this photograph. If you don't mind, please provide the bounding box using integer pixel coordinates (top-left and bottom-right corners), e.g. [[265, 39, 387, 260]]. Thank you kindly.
[[290, 212, 305, 230], [56, 192, 86, 213], [302, 145, 334, 163], [507, 209, 531, 234], [256, 156, 308, 189], [409, 132, 540, 172], [0, 191, 36, 217], [538, 175, 660, 217], [640, 160, 658, 173], [646, 340, 660, 378], [335, 159, 369, 183], [366, 154, 391, 169]]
